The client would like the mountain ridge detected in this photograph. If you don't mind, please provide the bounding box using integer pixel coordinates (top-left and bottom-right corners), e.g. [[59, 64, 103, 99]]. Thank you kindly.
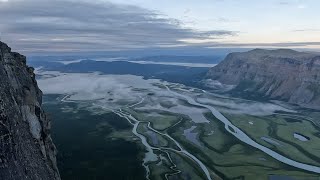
[[206, 48, 320, 109], [0, 41, 60, 180]]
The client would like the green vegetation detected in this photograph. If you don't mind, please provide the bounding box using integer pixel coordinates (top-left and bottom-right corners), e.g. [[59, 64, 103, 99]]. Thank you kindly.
[[44, 95, 146, 180], [229, 80, 270, 101], [130, 110, 181, 131], [138, 123, 169, 147], [43, 86, 320, 180], [224, 113, 320, 167], [166, 112, 320, 180]]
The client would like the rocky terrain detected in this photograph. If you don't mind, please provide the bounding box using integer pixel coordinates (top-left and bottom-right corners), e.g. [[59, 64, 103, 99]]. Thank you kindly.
[[0, 41, 60, 180], [206, 49, 320, 109]]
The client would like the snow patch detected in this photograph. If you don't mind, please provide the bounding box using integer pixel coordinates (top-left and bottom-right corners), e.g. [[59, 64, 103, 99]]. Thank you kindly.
[[21, 105, 41, 140]]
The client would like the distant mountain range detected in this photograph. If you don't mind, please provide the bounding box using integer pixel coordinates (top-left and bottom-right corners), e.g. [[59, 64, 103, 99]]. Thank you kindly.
[[28, 55, 224, 64], [29, 48, 320, 109], [206, 49, 320, 109], [30, 59, 209, 86], [131, 55, 223, 64]]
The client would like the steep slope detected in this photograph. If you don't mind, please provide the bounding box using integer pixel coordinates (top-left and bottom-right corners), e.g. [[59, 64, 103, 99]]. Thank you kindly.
[[0, 41, 60, 180], [206, 49, 320, 108]]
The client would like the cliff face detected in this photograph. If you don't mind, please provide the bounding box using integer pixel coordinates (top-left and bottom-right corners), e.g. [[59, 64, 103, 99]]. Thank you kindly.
[[0, 41, 60, 179], [206, 49, 320, 108]]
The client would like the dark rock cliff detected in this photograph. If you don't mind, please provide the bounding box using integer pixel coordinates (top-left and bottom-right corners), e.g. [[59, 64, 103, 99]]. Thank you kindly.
[[206, 49, 320, 109], [0, 41, 60, 180]]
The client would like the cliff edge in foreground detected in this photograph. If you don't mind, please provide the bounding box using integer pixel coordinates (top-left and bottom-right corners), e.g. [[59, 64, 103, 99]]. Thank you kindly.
[[0, 41, 60, 180], [206, 49, 320, 109]]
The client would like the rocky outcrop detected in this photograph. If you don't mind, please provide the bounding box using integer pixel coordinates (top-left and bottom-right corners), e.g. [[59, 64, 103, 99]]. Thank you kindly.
[[206, 49, 320, 109], [0, 41, 60, 179]]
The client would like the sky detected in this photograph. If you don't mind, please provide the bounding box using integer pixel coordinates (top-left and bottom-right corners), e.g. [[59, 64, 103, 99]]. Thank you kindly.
[[0, 0, 320, 55]]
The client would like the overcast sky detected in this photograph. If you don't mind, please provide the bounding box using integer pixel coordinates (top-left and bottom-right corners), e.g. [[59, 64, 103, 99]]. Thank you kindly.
[[0, 0, 319, 54]]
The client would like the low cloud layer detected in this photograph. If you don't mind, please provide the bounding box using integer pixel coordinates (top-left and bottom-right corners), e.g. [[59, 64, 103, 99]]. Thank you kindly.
[[0, 0, 235, 53], [37, 71, 158, 102], [37, 71, 211, 123], [196, 97, 295, 116]]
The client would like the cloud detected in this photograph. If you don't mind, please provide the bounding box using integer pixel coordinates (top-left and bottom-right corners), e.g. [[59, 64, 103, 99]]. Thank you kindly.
[[205, 41, 320, 48], [0, 0, 235, 53], [278, 1, 290, 5], [169, 39, 320, 49], [277, 1, 307, 9], [297, 4, 307, 9], [196, 97, 295, 116], [293, 29, 320, 32], [37, 71, 157, 102]]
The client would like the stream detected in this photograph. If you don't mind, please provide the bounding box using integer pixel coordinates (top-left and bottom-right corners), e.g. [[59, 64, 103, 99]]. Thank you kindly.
[[165, 85, 320, 174]]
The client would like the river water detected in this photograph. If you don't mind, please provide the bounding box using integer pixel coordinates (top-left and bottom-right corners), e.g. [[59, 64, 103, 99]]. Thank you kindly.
[[165, 85, 320, 174]]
